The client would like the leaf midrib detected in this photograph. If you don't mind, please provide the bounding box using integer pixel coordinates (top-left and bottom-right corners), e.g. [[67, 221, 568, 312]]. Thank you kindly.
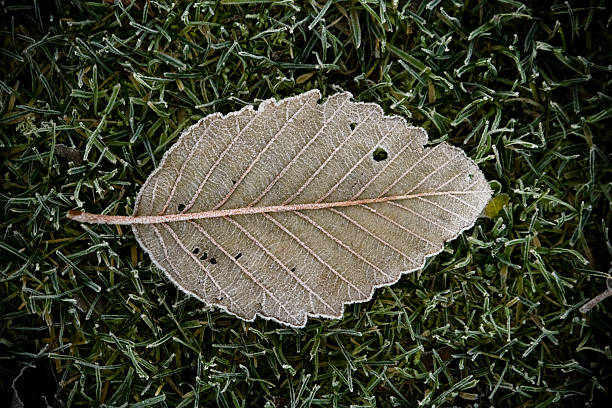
[[67, 189, 489, 225]]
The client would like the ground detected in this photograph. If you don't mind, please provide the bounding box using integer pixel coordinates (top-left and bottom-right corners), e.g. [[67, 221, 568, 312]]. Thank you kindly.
[[0, 0, 610, 407]]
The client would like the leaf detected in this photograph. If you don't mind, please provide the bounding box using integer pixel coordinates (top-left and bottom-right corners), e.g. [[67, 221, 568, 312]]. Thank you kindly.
[[68, 90, 492, 328], [483, 193, 509, 218]]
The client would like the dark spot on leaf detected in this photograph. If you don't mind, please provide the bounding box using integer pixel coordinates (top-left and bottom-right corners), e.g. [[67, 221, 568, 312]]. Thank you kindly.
[[178, 203, 185, 212], [200, 252, 207, 261], [192, 247, 199, 255], [349, 122, 357, 131], [210, 257, 217, 264], [215, 296, 224, 301], [234, 253, 242, 260], [373, 147, 388, 162]]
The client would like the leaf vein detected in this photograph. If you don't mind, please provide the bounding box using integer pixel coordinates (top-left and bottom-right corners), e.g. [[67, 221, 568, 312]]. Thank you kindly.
[[350, 132, 420, 200], [187, 220, 297, 323], [263, 213, 366, 297], [404, 151, 461, 195], [224, 216, 337, 314], [159, 119, 217, 215], [283, 109, 377, 205], [214, 101, 310, 210], [317, 120, 402, 203], [159, 223, 238, 310], [359, 204, 438, 248], [416, 197, 470, 223], [183, 113, 258, 213], [377, 143, 443, 198], [296, 211, 393, 280], [248, 96, 350, 207], [328, 208, 418, 265], [387, 201, 456, 235]]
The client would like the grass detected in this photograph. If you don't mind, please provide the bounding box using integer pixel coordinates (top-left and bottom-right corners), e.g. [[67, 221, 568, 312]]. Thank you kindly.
[[0, 0, 610, 406]]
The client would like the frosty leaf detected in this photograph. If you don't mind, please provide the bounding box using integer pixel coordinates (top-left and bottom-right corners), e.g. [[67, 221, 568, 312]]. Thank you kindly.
[[68, 90, 492, 328]]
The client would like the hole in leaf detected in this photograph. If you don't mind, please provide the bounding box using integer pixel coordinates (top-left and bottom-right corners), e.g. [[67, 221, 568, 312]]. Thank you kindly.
[[178, 203, 185, 212], [234, 253, 242, 260], [372, 147, 388, 162], [349, 122, 357, 131], [231, 180, 236, 185], [468, 173, 474, 180], [199, 252, 207, 261], [209, 257, 217, 265], [290, 267, 296, 272], [192, 247, 200, 255]]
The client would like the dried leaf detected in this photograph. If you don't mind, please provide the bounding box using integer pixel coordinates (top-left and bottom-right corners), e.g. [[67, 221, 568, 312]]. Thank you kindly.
[[68, 90, 492, 327]]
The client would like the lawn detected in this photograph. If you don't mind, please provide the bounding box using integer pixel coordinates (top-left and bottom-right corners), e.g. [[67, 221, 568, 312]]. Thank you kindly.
[[0, 0, 610, 407]]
